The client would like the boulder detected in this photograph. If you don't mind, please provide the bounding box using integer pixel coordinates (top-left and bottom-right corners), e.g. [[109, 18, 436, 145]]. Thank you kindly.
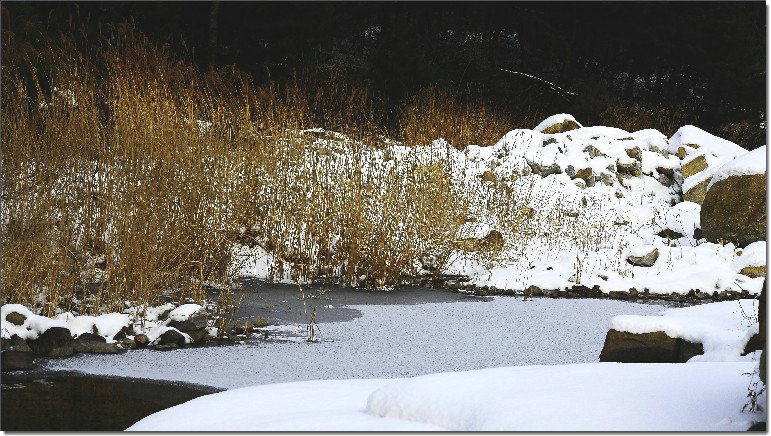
[[526, 160, 561, 177], [682, 154, 708, 179], [538, 118, 581, 134], [134, 333, 149, 348], [28, 327, 75, 357], [73, 333, 122, 354], [599, 329, 704, 363], [625, 146, 642, 161], [1, 335, 31, 352], [1, 350, 34, 371], [154, 329, 186, 349], [167, 309, 209, 333], [701, 174, 766, 247], [616, 159, 641, 177], [627, 247, 659, 267], [683, 179, 710, 205], [5, 311, 27, 326]]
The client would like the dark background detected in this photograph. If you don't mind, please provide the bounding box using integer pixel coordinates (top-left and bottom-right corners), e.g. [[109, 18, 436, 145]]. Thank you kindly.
[[2, 1, 766, 145]]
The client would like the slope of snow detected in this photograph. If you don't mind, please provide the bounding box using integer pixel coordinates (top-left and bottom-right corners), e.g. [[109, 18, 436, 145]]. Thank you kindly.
[[610, 299, 759, 361], [128, 362, 762, 431]]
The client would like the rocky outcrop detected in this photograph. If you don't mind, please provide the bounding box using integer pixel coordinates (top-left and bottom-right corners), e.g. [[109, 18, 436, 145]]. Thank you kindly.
[[167, 308, 209, 343], [599, 329, 704, 363], [701, 174, 766, 248]]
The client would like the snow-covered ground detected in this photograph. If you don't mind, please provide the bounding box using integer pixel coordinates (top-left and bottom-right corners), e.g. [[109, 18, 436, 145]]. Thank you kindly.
[[235, 118, 765, 297], [46, 297, 663, 388], [129, 361, 763, 431]]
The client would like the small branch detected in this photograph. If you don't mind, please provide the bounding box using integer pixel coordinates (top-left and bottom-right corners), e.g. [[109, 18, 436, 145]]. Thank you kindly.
[[499, 68, 576, 100]]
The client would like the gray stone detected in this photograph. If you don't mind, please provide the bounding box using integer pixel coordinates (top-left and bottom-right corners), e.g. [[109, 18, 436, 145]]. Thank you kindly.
[[526, 160, 562, 177], [28, 327, 75, 357], [627, 247, 659, 267], [74, 333, 122, 354], [134, 334, 149, 348], [167, 309, 209, 333], [155, 329, 186, 348]]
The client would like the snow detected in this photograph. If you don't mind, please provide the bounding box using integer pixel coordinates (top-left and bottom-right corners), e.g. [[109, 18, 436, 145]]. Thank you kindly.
[[168, 304, 204, 322], [707, 145, 767, 190], [533, 113, 582, 133], [669, 125, 747, 158], [610, 299, 759, 361], [128, 362, 762, 431], [129, 379, 442, 431], [734, 241, 767, 271]]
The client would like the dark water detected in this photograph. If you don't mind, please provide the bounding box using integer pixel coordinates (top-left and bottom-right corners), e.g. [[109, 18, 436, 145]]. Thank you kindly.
[[1, 370, 220, 431], [229, 280, 490, 325]]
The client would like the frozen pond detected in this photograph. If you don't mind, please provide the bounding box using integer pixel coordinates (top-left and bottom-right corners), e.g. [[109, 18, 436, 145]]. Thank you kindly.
[[45, 287, 667, 389]]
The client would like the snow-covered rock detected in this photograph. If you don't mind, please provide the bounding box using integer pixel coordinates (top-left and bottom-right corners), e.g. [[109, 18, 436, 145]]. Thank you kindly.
[[533, 113, 582, 134]]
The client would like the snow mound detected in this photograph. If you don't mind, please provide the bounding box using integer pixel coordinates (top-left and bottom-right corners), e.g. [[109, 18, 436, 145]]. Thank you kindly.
[[168, 304, 204, 322], [669, 125, 747, 159], [129, 362, 762, 431], [610, 299, 759, 361]]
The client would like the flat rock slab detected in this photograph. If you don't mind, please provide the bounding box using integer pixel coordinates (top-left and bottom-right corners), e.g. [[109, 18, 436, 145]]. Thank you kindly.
[[599, 329, 703, 363]]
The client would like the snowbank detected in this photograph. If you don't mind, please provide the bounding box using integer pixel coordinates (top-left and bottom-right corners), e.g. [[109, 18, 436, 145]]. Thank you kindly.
[[129, 362, 762, 431], [610, 299, 759, 361]]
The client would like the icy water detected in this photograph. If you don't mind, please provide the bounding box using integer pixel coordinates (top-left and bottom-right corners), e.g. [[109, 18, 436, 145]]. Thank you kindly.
[[43, 284, 666, 389], [1, 370, 218, 431], [4, 285, 669, 430]]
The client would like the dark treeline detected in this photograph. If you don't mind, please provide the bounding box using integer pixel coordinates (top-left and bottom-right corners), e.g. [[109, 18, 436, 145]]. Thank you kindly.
[[3, 1, 766, 146]]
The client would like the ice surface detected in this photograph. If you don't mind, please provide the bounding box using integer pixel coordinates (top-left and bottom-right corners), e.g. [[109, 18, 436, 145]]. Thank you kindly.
[[46, 297, 662, 389]]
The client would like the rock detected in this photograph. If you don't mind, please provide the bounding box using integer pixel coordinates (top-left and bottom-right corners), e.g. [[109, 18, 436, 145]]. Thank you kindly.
[[657, 229, 684, 240], [625, 146, 642, 161], [599, 329, 703, 363], [616, 159, 641, 177], [454, 230, 504, 254], [134, 334, 149, 348], [73, 334, 122, 354], [1, 350, 34, 371], [155, 329, 186, 348], [186, 329, 207, 343], [744, 281, 766, 356], [2, 335, 32, 352], [583, 145, 605, 158], [741, 266, 766, 278], [540, 119, 581, 134], [627, 247, 659, 267], [683, 179, 710, 205], [526, 160, 561, 177], [112, 325, 134, 341], [574, 167, 594, 187], [657, 172, 675, 187], [116, 338, 136, 350], [167, 309, 209, 333], [701, 174, 766, 247], [599, 172, 615, 186], [681, 154, 709, 179], [28, 327, 75, 357], [565, 165, 576, 178], [5, 311, 27, 326]]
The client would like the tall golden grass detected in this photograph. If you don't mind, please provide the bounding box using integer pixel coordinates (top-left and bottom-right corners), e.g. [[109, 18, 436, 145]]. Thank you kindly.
[[2, 24, 481, 315]]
